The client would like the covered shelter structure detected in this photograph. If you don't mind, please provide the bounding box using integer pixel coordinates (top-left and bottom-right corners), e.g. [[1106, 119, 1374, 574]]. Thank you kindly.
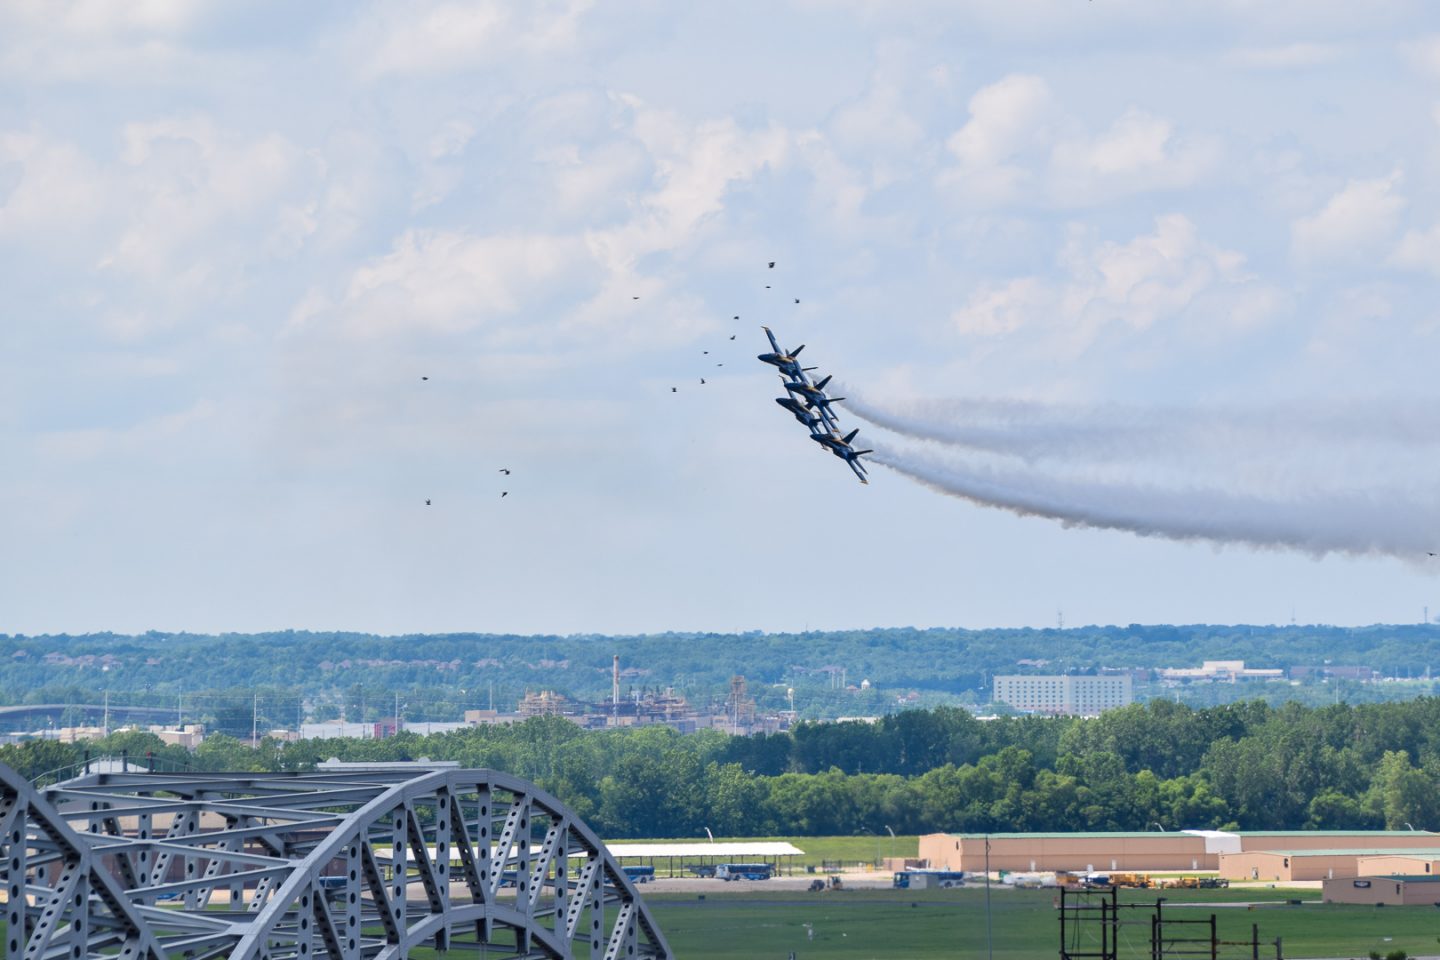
[[604, 841, 805, 877]]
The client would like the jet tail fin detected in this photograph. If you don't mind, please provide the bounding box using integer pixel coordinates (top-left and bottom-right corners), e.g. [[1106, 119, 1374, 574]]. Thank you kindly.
[[843, 428, 860, 444], [815, 374, 832, 390]]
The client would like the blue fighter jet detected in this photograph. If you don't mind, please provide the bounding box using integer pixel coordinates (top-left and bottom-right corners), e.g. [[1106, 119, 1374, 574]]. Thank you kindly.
[[760, 325, 870, 485], [810, 427, 872, 484], [758, 326, 808, 379], [775, 395, 827, 429]]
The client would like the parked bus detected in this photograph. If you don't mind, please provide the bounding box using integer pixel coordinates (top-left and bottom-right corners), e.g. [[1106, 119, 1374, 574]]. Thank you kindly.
[[893, 870, 965, 889], [621, 865, 655, 884], [715, 863, 773, 881]]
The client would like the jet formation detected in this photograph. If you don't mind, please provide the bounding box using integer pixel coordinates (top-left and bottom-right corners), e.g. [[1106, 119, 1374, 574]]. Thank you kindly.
[[759, 326, 871, 484]]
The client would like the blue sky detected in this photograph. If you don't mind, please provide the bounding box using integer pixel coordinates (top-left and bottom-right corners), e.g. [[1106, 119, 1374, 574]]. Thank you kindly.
[[5, 1, 1440, 636]]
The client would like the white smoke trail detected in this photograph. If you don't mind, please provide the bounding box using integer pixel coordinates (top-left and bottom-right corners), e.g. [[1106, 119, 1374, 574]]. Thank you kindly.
[[867, 442, 1439, 558], [844, 392, 1440, 467]]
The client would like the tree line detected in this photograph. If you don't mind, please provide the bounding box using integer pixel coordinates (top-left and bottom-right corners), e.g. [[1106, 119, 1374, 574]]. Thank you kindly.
[[5, 698, 1440, 838]]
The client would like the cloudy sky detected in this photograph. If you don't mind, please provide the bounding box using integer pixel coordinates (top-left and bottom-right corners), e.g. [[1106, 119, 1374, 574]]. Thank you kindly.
[[5, 0, 1440, 637]]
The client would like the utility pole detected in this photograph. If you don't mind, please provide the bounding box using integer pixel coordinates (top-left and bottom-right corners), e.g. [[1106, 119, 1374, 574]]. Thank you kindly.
[[985, 835, 993, 960]]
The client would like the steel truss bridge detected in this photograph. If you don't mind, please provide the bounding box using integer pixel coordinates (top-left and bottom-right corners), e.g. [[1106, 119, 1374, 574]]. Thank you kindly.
[[0, 762, 672, 959]]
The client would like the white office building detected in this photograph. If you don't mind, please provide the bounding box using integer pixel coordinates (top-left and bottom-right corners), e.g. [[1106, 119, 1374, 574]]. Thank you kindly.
[[992, 674, 1133, 717]]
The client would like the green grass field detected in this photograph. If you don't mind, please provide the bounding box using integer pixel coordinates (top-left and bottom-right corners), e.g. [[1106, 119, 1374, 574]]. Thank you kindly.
[[12, 883, 1440, 958], [644, 886, 1440, 959]]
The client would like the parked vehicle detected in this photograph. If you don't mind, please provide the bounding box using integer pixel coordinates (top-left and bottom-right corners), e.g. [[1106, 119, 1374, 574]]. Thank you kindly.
[[715, 863, 773, 881], [622, 865, 655, 884], [894, 870, 965, 889]]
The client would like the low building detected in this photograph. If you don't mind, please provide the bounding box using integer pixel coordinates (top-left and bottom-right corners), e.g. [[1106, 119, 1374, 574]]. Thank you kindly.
[[1323, 875, 1440, 905], [1356, 854, 1440, 876], [991, 675, 1132, 716], [150, 724, 205, 749], [463, 709, 524, 726], [922, 830, 1440, 876], [1219, 847, 1440, 882], [1235, 830, 1440, 853], [1158, 660, 1284, 683], [299, 720, 373, 740], [920, 832, 1214, 873]]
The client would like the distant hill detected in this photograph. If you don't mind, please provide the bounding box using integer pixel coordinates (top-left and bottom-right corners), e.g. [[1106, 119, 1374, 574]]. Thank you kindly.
[[3, 624, 1439, 730]]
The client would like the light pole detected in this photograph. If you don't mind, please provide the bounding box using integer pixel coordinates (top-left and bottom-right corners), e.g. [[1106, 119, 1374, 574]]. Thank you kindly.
[[985, 835, 993, 960]]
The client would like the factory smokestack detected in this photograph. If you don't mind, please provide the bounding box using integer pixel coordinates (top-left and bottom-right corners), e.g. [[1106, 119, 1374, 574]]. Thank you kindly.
[[612, 655, 620, 713]]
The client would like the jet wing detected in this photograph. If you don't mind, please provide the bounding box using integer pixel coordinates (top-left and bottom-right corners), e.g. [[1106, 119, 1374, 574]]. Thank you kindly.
[[763, 325, 783, 354]]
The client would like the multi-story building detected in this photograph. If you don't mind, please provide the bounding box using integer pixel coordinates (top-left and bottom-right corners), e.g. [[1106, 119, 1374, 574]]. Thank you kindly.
[[992, 674, 1132, 716]]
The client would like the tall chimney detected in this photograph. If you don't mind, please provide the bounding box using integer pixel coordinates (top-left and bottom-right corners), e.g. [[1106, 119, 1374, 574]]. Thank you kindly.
[[612, 655, 620, 712]]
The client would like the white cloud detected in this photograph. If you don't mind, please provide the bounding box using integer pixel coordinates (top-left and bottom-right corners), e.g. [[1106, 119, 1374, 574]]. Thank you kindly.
[[590, 97, 791, 272], [953, 215, 1283, 353], [1226, 42, 1344, 69], [953, 277, 1050, 337], [1292, 172, 1406, 265], [1402, 35, 1440, 78], [1393, 223, 1440, 275], [939, 74, 1054, 205], [939, 76, 1215, 208], [305, 229, 594, 340], [1049, 108, 1217, 205], [355, 0, 592, 78], [0, 132, 109, 241], [0, 0, 201, 81]]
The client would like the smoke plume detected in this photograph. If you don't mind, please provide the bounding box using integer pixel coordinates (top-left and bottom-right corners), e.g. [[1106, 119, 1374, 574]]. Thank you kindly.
[[848, 394, 1440, 558]]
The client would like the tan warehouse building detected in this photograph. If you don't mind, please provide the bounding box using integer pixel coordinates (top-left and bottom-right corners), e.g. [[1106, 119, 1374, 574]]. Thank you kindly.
[[1219, 847, 1440, 882], [921, 832, 1215, 873], [1323, 875, 1440, 906], [921, 830, 1440, 874]]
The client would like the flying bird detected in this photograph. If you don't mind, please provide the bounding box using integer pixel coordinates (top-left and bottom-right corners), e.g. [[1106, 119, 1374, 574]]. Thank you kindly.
[[700, 378, 706, 384], [421, 376, 429, 381], [671, 387, 677, 393], [729, 335, 736, 340], [632, 296, 639, 300], [703, 350, 709, 354], [768, 261, 775, 268], [501, 491, 508, 498], [499, 468, 511, 475], [425, 499, 431, 506]]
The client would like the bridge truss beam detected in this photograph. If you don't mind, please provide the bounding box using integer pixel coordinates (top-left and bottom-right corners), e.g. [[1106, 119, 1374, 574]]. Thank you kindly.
[[0, 763, 672, 960]]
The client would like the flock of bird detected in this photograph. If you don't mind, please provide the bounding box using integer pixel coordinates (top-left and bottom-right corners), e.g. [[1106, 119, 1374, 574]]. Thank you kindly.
[[421, 262, 801, 507], [419, 378, 511, 504], [670, 261, 799, 393]]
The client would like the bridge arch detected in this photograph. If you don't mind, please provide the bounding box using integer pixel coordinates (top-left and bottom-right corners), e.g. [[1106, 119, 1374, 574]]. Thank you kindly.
[[2, 763, 672, 960]]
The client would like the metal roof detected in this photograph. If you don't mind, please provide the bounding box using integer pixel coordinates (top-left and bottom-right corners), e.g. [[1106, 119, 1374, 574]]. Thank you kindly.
[[605, 841, 805, 859], [954, 832, 1199, 840], [1236, 829, 1437, 836], [1236, 848, 1440, 857]]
